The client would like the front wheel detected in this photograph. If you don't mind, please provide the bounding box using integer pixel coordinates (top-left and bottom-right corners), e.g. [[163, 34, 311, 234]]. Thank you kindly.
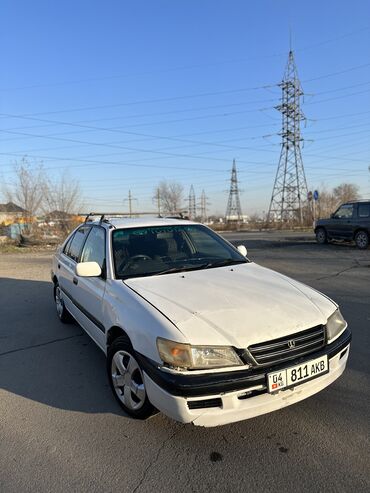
[[315, 228, 328, 244], [107, 337, 155, 419], [355, 230, 369, 250]]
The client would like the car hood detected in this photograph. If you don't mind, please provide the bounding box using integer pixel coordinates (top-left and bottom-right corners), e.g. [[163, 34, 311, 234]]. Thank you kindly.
[[124, 262, 336, 347]]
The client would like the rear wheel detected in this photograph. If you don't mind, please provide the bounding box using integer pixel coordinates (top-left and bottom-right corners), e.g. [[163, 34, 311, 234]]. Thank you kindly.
[[315, 228, 328, 244], [354, 230, 369, 250], [54, 282, 73, 323], [107, 337, 155, 419]]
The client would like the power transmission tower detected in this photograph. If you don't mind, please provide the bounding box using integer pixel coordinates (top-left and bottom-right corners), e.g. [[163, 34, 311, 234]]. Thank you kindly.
[[225, 159, 243, 223], [199, 189, 209, 223], [267, 50, 310, 226], [188, 184, 196, 220]]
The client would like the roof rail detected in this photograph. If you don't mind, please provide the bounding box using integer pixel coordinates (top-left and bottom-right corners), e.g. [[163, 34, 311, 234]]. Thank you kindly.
[[81, 211, 164, 224], [80, 210, 191, 226]]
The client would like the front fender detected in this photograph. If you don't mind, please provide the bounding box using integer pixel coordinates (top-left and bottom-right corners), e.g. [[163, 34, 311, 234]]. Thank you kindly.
[[102, 280, 187, 363]]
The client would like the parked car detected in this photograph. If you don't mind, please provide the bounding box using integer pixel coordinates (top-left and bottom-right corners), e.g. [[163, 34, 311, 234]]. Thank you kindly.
[[51, 215, 351, 427], [314, 200, 370, 249]]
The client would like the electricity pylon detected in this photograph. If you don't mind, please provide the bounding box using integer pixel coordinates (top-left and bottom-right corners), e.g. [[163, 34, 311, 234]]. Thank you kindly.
[[188, 185, 196, 220], [225, 159, 243, 223], [199, 189, 209, 223], [267, 50, 310, 226]]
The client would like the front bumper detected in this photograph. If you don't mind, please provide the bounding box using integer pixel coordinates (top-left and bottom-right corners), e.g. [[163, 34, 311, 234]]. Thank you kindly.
[[139, 328, 351, 427]]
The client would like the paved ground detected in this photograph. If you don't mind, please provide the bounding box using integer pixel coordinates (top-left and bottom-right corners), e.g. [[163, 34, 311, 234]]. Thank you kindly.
[[0, 232, 369, 492]]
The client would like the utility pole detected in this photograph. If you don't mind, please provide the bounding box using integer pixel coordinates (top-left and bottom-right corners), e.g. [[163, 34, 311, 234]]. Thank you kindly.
[[156, 188, 161, 217], [225, 159, 243, 223], [188, 185, 196, 220], [267, 50, 310, 226], [124, 190, 137, 218]]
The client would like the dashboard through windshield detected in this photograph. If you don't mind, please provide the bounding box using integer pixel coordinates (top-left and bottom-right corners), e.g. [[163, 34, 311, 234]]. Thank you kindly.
[[112, 224, 248, 280]]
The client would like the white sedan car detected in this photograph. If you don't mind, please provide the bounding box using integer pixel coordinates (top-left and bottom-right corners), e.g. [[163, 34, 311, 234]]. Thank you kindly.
[[51, 216, 351, 427]]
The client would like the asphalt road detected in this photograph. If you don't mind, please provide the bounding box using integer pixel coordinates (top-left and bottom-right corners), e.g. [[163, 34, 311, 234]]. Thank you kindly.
[[1, 232, 369, 492]]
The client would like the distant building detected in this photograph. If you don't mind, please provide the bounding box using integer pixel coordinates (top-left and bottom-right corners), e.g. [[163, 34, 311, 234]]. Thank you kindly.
[[224, 214, 249, 223], [0, 202, 27, 224]]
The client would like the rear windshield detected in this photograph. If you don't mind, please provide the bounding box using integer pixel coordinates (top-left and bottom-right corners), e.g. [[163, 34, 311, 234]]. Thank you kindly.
[[112, 225, 247, 280]]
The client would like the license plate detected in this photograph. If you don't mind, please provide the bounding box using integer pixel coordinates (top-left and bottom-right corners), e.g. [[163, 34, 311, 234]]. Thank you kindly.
[[267, 355, 329, 393]]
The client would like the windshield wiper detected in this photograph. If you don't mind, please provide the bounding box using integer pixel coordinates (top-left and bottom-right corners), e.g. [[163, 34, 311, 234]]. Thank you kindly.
[[203, 259, 247, 268], [156, 259, 246, 276], [155, 263, 212, 276]]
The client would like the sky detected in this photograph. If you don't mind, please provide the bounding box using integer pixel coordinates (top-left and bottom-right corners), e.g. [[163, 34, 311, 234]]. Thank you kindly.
[[0, 0, 369, 216]]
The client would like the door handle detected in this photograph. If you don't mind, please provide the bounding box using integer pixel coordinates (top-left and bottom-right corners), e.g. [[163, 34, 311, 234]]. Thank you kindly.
[[73, 277, 78, 285], [58, 263, 61, 269]]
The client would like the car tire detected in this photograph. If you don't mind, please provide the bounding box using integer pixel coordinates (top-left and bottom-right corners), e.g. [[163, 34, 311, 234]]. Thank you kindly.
[[54, 282, 73, 323], [107, 337, 155, 419], [315, 228, 328, 244], [354, 230, 369, 250]]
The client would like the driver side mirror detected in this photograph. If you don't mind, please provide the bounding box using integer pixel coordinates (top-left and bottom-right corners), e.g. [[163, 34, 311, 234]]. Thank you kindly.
[[237, 245, 248, 257], [75, 261, 102, 277], [330, 213, 335, 218]]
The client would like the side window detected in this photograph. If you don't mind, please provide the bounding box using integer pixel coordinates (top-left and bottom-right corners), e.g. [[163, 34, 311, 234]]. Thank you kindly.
[[358, 203, 370, 218], [334, 204, 354, 219], [63, 234, 75, 256], [80, 227, 106, 270], [67, 226, 91, 262]]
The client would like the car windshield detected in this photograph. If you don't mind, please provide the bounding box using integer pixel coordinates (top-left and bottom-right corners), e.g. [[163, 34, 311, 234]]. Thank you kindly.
[[112, 224, 248, 280]]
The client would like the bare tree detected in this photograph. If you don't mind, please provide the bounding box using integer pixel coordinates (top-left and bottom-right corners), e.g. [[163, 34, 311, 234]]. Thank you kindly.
[[3, 159, 45, 228], [316, 183, 360, 219], [154, 181, 184, 215], [42, 171, 82, 233], [333, 183, 360, 204]]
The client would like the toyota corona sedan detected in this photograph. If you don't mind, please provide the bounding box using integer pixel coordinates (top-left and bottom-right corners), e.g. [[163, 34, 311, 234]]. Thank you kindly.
[[51, 215, 351, 427]]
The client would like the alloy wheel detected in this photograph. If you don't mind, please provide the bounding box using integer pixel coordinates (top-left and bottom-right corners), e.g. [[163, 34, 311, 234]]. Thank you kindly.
[[316, 228, 327, 244], [55, 286, 64, 319], [111, 350, 146, 411], [356, 232, 368, 249]]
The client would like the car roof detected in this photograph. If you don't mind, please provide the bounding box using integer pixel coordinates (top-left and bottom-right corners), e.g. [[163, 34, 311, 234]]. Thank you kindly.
[[344, 200, 370, 205]]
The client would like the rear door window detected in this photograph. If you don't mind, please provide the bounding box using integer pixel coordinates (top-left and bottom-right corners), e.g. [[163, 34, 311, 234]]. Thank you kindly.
[[63, 234, 75, 256], [358, 203, 370, 218], [66, 226, 91, 262]]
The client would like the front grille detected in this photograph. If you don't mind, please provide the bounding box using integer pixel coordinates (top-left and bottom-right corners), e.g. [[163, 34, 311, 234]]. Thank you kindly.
[[248, 325, 326, 367]]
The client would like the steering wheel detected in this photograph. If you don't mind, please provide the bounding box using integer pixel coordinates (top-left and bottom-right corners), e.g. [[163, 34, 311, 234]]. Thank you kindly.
[[119, 254, 152, 273], [129, 254, 152, 262]]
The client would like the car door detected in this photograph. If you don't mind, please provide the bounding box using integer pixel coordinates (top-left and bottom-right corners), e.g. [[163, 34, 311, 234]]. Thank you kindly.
[[354, 202, 370, 237], [58, 225, 91, 318], [327, 203, 355, 239], [72, 226, 107, 350]]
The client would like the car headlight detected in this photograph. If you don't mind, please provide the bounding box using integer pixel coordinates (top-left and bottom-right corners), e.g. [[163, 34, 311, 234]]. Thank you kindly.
[[157, 338, 243, 369], [326, 309, 347, 342]]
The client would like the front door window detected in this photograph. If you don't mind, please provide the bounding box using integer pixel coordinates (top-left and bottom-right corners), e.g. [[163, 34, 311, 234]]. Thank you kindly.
[[333, 204, 354, 219]]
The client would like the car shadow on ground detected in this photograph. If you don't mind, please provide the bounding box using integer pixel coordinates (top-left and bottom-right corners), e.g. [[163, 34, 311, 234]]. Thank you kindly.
[[0, 277, 125, 416]]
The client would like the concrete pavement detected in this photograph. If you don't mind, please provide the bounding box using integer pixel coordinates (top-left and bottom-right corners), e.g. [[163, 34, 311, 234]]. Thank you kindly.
[[0, 233, 369, 492]]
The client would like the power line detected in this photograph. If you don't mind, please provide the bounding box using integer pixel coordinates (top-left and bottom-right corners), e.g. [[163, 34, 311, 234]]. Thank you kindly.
[[0, 85, 277, 119], [2, 79, 369, 136], [1, 60, 369, 120], [2, 25, 369, 93]]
